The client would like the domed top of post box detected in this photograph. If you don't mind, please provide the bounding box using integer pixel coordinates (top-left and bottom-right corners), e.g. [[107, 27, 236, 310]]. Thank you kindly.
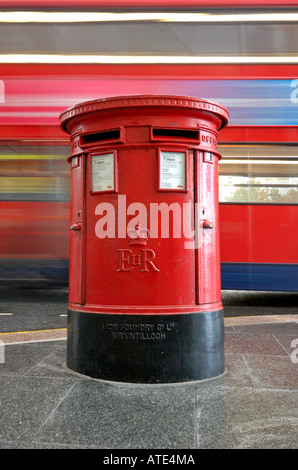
[[59, 94, 229, 134]]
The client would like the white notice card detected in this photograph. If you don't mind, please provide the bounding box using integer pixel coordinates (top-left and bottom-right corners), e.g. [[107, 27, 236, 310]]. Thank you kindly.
[[92, 153, 114, 192], [160, 151, 186, 190]]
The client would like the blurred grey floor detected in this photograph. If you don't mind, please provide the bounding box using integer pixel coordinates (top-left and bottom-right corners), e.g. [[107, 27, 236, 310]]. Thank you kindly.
[[222, 290, 298, 317], [0, 316, 297, 449]]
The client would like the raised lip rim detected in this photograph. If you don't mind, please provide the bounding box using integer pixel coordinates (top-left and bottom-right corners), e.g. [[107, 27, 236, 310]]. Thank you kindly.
[[59, 94, 229, 133]]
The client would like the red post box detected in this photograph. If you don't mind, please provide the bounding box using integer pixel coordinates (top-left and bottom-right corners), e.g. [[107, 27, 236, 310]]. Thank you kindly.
[[60, 95, 229, 383]]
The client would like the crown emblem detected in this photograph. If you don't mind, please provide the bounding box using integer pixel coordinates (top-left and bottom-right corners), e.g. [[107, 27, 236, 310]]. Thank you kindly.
[[127, 223, 149, 246]]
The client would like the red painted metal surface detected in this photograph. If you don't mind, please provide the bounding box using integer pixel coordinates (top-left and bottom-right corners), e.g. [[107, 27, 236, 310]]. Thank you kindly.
[[60, 95, 228, 315], [197, 151, 221, 304], [69, 155, 85, 304]]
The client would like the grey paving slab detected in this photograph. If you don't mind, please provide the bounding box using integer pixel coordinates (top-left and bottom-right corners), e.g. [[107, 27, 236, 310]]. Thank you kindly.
[[0, 323, 297, 449], [225, 331, 288, 356], [24, 344, 78, 379], [196, 385, 298, 449], [272, 333, 298, 356], [220, 353, 255, 388], [0, 341, 64, 376], [244, 355, 298, 390], [31, 379, 196, 449], [233, 322, 298, 335], [0, 440, 78, 449], [0, 375, 75, 441]]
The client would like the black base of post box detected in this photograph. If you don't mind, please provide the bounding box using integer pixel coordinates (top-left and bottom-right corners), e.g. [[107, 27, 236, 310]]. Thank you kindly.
[[66, 309, 225, 384]]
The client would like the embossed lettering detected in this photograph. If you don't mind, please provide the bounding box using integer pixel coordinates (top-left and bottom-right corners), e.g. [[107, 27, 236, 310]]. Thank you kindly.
[[112, 331, 166, 340], [140, 249, 160, 272], [117, 248, 159, 272], [117, 249, 134, 272], [102, 321, 177, 341], [201, 134, 216, 148]]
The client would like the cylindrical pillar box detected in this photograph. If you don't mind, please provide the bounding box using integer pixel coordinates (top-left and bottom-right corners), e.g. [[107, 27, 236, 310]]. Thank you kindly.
[[59, 95, 229, 383]]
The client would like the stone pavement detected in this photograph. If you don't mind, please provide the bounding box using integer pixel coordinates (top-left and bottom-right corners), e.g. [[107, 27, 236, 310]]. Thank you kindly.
[[0, 314, 297, 449]]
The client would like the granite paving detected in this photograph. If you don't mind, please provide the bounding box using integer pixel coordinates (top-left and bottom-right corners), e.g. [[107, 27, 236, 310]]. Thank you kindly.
[[0, 316, 297, 449]]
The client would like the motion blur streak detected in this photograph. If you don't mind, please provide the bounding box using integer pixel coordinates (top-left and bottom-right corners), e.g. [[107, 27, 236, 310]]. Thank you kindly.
[[1, 2, 298, 290], [1, 55, 298, 64], [2, 11, 298, 23]]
